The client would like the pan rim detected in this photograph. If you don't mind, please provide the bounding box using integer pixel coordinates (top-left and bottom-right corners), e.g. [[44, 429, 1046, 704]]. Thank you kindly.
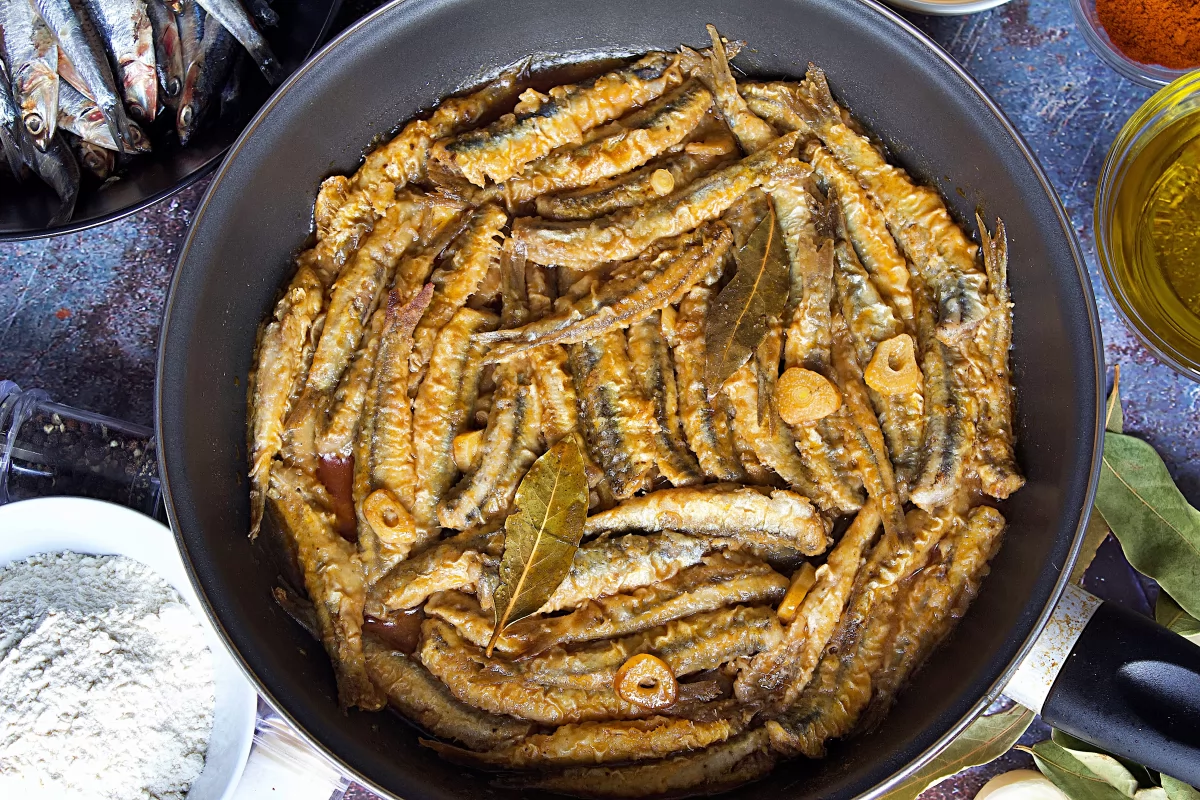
[[156, 0, 1105, 796]]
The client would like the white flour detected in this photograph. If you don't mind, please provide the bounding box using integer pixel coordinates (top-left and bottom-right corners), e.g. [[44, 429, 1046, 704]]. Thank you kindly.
[[0, 552, 215, 800]]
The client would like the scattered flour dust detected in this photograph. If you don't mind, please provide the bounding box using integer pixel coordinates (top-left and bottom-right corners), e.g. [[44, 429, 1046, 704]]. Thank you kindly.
[[0, 551, 215, 800]]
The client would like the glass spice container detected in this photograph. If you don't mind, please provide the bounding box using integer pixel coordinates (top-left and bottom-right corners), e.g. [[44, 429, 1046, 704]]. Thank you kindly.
[[0, 382, 162, 518]]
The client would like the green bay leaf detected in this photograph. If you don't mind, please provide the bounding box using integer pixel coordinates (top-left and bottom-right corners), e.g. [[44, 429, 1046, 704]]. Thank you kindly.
[[879, 704, 1034, 800], [704, 203, 790, 400], [1094, 431, 1200, 620], [1031, 741, 1133, 800], [1155, 593, 1200, 643], [488, 435, 589, 656], [1162, 776, 1200, 800]]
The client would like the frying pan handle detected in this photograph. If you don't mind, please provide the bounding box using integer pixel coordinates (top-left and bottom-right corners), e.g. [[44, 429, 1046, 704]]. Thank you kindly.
[[1006, 585, 1200, 785]]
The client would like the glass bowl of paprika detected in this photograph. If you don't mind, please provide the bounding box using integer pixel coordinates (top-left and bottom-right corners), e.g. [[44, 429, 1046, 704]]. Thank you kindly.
[[1070, 0, 1200, 87]]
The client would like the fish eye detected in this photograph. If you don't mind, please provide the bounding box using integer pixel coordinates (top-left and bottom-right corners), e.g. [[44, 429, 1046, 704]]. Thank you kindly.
[[130, 104, 146, 120], [179, 106, 194, 127], [24, 113, 43, 135], [168, 79, 181, 97]]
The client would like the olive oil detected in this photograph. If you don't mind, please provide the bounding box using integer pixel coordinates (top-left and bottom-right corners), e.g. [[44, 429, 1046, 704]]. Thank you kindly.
[[1108, 112, 1200, 371]]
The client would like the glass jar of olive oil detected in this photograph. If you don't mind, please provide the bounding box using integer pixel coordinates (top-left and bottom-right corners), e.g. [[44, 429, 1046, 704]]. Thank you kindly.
[[1097, 71, 1200, 380]]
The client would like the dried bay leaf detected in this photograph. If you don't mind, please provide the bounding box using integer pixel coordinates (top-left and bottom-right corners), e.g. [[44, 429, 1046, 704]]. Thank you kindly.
[[1094, 431, 1200, 621], [878, 704, 1034, 800], [487, 435, 588, 656], [1155, 593, 1200, 643], [1162, 777, 1200, 800], [1049, 730, 1155, 797], [1029, 741, 1132, 800], [704, 203, 789, 401], [1071, 514, 1111, 585]]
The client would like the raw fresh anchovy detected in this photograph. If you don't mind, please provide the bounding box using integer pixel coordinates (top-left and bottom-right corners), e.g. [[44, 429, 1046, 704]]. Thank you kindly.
[[71, 134, 114, 177], [56, 80, 116, 149], [1, 0, 59, 149], [147, 0, 184, 107], [0, 62, 31, 175], [34, 0, 138, 152], [195, 0, 279, 83], [80, 0, 157, 121], [176, 4, 235, 144]]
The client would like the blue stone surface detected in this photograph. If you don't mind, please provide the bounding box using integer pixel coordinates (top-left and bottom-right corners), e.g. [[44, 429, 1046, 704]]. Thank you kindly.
[[0, 1, 1190, 796]]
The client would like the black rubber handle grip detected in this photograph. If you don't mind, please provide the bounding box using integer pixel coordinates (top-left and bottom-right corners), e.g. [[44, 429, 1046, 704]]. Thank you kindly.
[[1041, 601, 1200, 785]]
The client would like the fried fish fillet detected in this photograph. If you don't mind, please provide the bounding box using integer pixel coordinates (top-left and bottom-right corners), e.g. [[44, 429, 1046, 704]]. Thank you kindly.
[[583, 484, 830, 558]]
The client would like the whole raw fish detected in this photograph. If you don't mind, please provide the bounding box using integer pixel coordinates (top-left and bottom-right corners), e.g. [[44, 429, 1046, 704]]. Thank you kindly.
[[56, 79, 116, 149], [33, 0, 138, 152], [1, 0, 59, 149], [146, 0, 183, 107], [195, 0, 278, 83], [80, 0, 157, 121]]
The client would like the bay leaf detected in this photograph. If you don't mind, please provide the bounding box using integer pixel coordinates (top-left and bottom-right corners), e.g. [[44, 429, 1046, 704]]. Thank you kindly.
[[1106, 365, 1124, 434], [1095, 431, 1200, 621], [487, 434, 588, 656], [1162, 776, 1200, 800], [1050, 730, 1156, 791], [1029, 741, 1132, 800], [878, 704, 1034, 800], [704, 204, 790, 401], [1155, 593, 1200, 644], [1070, 513, 1111, 585]]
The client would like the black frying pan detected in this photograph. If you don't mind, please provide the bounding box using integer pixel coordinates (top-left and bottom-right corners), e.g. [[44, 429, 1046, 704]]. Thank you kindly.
[[155, 0, 1200, 797]]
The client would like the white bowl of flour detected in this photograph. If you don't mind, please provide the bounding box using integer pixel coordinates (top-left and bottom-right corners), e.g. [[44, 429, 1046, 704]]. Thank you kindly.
[[0, 497, 256, 800]]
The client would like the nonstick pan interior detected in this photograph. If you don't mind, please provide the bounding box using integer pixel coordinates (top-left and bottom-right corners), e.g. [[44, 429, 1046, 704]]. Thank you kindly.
[[158, 1, 1102, 797]]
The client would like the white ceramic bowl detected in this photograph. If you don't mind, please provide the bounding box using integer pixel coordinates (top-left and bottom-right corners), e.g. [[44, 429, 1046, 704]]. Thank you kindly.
[[883, 0, 1011, 15], [0, 497, 257, 800]]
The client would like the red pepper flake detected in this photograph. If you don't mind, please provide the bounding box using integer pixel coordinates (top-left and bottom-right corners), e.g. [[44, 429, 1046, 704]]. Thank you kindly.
[[54, 308, 71, 320]]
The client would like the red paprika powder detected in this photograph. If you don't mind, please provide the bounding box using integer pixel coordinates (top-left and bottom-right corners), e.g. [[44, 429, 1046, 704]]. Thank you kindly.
[[1096, 0, 1200, 70]]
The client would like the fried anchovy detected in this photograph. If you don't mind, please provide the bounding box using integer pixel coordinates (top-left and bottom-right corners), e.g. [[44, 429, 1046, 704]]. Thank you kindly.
[[790, 66, 987, 342], [514, 130, 803, 267], [723, 358, 825, 498], [971, 217, 1023, 499], [409, 204, 507, 385], [831, 318, 906, 541], [367, 527, 502, 616], [570, 329, 659, 500], [503, 729, 776, 798], [437, 362, 541, 529], [627, 311, 704, 486], [690, 26, 777, 154], [909, 287, 977, 512], [420, 619, 654, 725], [486, 605, 781, 692], [316, 295, 389, 460], [412, 307, 497, 536], [358, 286, 435, 572], [831, 204, 924, 490], [306, 194, 431, 393], [536, 134, 738, 220], [482, 224, 731, 363], [531, 344, 577, 445], [766, 504, 962, 756], [486, 80, 713, 209], [427, 553, 788, 656], [776, 179, 832, 373], [663, 286, 747, 481], [248, 260, 327, 537], [267, 465, 383, 710], [734, 501, 880, 707], [433, 52, 684, 187], [862, 505, 1006, 728], [811, 144, 914, 326], [584, 483, 830, 557], [427, 714, 746, 769], [364, 634, 534, 750], [354, 61, 528, 201], [739, 82, 812, 136]]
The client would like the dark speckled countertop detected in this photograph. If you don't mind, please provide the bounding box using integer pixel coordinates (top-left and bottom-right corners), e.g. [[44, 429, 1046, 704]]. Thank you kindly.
[[0, 1, 1190, 798]]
